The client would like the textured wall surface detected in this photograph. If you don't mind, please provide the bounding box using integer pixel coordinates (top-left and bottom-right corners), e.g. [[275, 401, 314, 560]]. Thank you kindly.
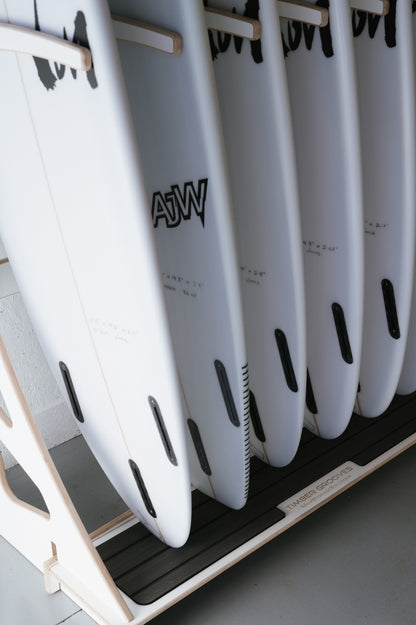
[[0, 238, 79, 469]]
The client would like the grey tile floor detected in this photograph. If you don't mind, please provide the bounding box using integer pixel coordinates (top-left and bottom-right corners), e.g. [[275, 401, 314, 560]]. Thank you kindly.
[[2, 435, 416, 625]]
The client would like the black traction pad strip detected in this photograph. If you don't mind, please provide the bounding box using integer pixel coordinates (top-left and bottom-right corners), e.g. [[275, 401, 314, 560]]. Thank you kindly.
[[97, 392, 416, 605]]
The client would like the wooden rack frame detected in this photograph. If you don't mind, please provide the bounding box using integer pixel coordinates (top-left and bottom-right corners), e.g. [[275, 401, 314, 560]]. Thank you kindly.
[[1, 258, 416, 624]]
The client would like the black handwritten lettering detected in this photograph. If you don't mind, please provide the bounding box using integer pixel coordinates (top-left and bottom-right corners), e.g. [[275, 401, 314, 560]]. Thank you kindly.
[[288, 21, 302, 50], [207, 28, 220, 61], [281, 0, 333, 58], [33, 0, 98, 90], [70, 11, 98, 88], [54, 60, 66, 80], [152, 179, 208, 229], [367, 14, 381, 39], [351, 1, 397, 48], [384, 0, 397, 48], [217, 31, 232, 53], [244, 0, 263, 63], [281, 0, 401, 58], [352, 11, 366, 37], [233, 7, 244, 54], [316, 0, 333, 57], [205, 0, 263, 63], [303, 23, 316, 51], [206, 0, 400, 63], [33, 0, 57, 90]]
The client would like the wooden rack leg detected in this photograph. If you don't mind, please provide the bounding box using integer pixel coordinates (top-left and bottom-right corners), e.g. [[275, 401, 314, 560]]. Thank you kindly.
[[0, 332, 133, 625]]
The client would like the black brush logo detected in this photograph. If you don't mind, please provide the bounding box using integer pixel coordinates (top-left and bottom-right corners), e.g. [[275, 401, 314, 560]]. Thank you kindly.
[[33, 0, 98, 90]]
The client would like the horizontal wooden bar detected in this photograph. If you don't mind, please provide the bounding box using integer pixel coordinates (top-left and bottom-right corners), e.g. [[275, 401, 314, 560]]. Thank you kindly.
[[205, 6, 261, 40], [350, 0, 389, 15], [278, 0, 329, 27], [111, 15, 182, 55], [0, 22, 91, 69]]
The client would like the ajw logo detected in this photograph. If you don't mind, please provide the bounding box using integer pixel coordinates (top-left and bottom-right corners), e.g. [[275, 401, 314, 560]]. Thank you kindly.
[[152, 179, 208, 229], [33, 0, 98, 90]]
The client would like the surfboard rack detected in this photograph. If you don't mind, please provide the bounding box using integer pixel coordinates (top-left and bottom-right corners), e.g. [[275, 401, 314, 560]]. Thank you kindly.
[[0, 10, 261, 62], [4, 0, 379, 70], [277, 0, 388, 27], [350, 0, 389, 16], [0, 0, 388, 71], [111, 16, 183, 55], [114, 2, 330, 45], [113, 9, 262, 53], [204, 7, 262, 40], [1, 268, 416, 624], [0, 21, 92, 69], [112, 8, 261, 56], [277, 0, 329, 27]]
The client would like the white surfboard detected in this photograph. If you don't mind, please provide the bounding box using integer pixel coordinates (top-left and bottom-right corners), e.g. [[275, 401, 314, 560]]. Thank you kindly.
[[281, 0, 364, 438], [111, 0, 250, 509], [352, 3, 415, 415], [395, 7, 416, 398], [0, 0, 192, 547], [205, 0, 306, 467]]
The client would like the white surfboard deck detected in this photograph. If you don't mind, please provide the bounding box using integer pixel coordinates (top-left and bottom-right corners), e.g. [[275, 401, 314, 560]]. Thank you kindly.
[[111, 0, 250, 509], [281, 0, 364, 438], [206, 0, 306, 467], [0, 0, 192, 548], [396, 7, 416, 397], [352, 4, 415, 415]]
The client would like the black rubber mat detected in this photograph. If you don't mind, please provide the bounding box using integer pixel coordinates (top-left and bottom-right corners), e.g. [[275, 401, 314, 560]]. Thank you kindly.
[[97, 393, 416, 605]]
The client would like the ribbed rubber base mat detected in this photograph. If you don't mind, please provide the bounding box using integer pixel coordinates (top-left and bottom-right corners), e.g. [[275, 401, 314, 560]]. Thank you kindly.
[[97, 393, 416, 605]]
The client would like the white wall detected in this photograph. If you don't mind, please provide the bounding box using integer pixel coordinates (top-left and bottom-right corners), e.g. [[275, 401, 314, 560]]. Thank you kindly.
[[0, 238, 79, 469]]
